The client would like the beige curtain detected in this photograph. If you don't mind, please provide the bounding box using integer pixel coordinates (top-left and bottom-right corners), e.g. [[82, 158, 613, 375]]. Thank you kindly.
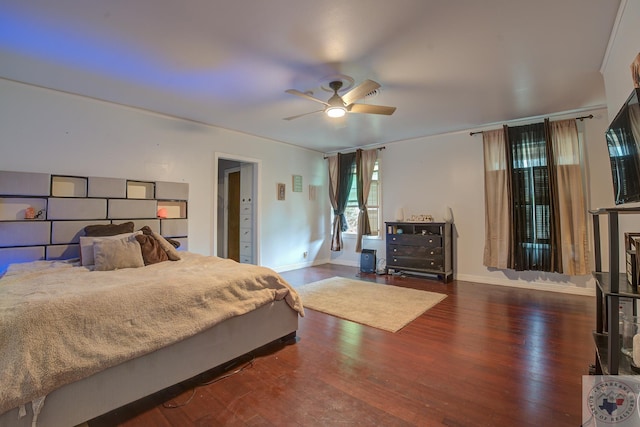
[[355, 149, 378, 252], [549, 119, 590, 275], [327, 155, 342, 251], [482, 128, 511, 269]]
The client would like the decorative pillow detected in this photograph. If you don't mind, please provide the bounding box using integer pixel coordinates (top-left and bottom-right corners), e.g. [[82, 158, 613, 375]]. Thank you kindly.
[[138, 226, 181, 261], [93, 236, 145, 271], [139, 225, 154, 236], [151, 231, 182, 261], [79, 231, 142, 266], [84, 221, 135, 237], [135, 234, 169, 265]]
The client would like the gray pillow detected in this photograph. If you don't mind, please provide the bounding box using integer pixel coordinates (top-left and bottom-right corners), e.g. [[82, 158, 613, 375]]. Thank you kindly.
[[93, 235, 145, 271], [79, 231, 142, 266]]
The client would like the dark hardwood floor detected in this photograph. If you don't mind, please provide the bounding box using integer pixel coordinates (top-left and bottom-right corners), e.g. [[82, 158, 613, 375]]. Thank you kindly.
[[89, 264, 595, 426]]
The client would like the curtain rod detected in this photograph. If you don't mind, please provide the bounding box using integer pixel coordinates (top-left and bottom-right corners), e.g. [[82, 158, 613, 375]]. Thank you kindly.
[[324, 146, 385, 159], [468, 114, 594, 136]]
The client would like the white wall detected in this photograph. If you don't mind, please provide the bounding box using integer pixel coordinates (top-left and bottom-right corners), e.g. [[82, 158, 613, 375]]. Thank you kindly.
[[0, 79, 330, 271], [600, 0, 640, 272], [330, 112, 608, 295], [330, 2, 640, 295], [5, 0, 637, 292], [602, 0, 640, 118]]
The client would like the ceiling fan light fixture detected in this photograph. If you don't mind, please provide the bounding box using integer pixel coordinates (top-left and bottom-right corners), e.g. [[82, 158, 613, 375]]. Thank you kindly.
[[326, 106, 346, 118], [284, 78, 395, 121]]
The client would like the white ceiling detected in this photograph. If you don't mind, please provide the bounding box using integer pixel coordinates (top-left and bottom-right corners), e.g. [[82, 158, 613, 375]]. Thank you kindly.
[[0, 1, 621, 152]]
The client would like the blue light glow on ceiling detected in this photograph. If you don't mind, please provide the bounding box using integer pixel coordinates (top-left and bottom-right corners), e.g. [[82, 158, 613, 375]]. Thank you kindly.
[[0, 10, 250, 101]]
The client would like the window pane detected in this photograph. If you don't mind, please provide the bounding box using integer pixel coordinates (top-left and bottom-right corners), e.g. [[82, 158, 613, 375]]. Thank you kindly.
[[347, 179, 358, 205], [341, 158, 380, 236], [508, 122, 554, 271], [343, 207, 380, 235], [367, 181, 379, 206], [344, 206, 359, 233], [368, 208, 379, 234]]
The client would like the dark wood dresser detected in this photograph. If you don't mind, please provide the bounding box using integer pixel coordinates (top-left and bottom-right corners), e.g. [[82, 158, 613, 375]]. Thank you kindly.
[[385, 221, 453, 282]]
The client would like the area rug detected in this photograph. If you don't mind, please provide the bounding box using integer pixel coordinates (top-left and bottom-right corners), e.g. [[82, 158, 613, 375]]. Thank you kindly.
[[295, 276, 446, 332]]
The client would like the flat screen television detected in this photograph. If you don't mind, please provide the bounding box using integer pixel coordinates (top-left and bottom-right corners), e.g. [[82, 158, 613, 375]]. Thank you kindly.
[[606, 87, 640, 205]]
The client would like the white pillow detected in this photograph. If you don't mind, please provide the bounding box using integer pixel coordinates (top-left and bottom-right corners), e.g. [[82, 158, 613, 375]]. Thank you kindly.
[[79, 231, 142, 266]]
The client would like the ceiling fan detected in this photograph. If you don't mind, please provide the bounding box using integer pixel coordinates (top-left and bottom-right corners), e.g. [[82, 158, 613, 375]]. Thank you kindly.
[[283, 79, 396, 121]]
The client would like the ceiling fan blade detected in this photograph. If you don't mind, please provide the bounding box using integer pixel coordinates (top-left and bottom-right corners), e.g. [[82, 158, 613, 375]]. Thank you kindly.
[[285, 89, 329, 106], [348, 104, 396, 115], [283, 110, 324, 121], [341, 79, 381, 106]]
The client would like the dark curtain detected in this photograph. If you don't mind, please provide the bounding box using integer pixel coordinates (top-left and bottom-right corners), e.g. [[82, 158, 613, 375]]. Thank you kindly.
[[330, 152, 356, 251], [506, 122, 562, 272], [543, 118, 562, 273]]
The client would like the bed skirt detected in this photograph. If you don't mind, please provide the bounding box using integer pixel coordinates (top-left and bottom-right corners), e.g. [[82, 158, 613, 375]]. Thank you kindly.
[[0, 299, 298, 427]]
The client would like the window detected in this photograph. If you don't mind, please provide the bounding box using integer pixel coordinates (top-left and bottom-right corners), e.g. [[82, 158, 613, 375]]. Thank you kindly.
[[508, 122, 556, 271], [512, 147, 550, 245], [343, 159, 380, 237], [483, 119, 588, 274]]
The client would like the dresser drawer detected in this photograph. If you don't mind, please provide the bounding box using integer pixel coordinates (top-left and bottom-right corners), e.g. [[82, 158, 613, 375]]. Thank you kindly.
[[240, 227, 252, 243], [387, 234, 441, 247], [388, 244, 442, 258], [388, 256, 444, 271], [240, 242, 252, 256]]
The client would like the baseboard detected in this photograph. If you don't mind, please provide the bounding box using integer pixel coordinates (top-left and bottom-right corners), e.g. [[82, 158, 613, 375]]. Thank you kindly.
[[455, 273, 596, 296], [324, 261, 596, 296], [327, 259, 359, 267], [273, 258, 331, 273]]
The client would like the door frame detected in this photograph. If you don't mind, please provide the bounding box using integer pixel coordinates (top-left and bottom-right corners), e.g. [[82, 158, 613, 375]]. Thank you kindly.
[[223, 167, 241, 259], [213, 152, 261, 264]]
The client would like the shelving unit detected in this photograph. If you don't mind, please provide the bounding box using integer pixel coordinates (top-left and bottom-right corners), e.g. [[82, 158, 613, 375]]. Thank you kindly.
[[591, 207, 640, 375], [0, 170, 189, 271]]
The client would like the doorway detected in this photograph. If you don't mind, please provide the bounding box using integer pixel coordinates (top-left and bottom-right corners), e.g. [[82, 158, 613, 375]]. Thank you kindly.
[[215, 154, 259, 264], [227, 170, 240, 261]]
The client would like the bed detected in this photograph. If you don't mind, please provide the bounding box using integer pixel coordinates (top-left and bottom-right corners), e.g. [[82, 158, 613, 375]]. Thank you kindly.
[[0, 243, 303, 427]]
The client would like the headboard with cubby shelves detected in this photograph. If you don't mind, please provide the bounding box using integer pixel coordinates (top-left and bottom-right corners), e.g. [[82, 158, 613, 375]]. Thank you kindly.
[[0, 170, 188, 274]]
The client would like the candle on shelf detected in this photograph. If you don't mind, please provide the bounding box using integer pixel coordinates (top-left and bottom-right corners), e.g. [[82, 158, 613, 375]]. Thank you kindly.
[[443, 206, 453, 223]]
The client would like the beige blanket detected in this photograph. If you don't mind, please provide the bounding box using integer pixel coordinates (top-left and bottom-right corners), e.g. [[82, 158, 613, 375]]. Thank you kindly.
[[0, 253, 303, 415]]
